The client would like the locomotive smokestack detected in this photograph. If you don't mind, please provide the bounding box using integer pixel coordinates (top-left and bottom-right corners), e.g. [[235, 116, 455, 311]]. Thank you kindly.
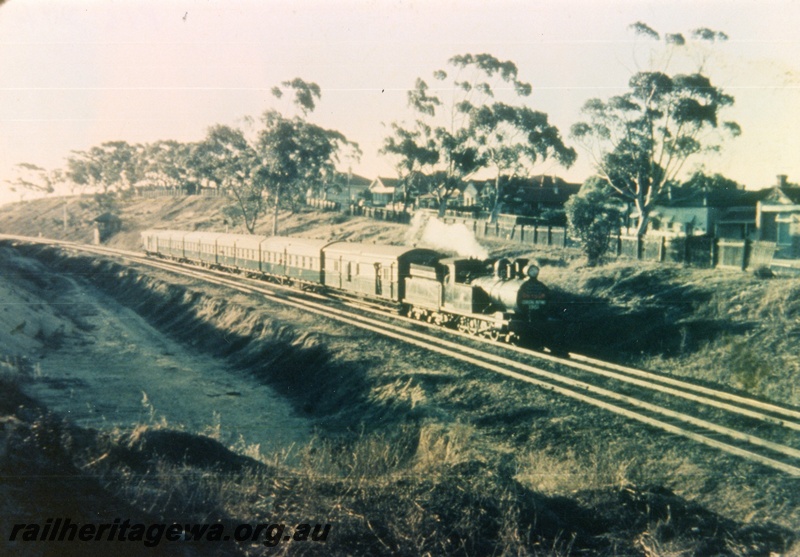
[[494, 258, 510, 279], [513, 258, 529, 279]]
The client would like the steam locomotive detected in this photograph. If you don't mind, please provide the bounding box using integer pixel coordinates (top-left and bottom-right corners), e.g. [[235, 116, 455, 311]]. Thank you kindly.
[[141, 229, 549, 344]]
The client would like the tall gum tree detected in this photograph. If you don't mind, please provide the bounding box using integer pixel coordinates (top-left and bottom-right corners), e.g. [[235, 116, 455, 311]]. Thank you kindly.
[[380, 121, 439, 209], [65, 141, 145, 194], [257, 79, 360, 235], [191, 79, 359, 235], [384, 53, 575, 218], [5, 162, 57, 197], [570, 23, 741, 235], [193, 125, 262, 233]]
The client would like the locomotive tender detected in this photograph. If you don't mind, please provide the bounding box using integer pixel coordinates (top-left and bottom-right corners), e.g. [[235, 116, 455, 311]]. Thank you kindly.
[[141, 229, 548, 343]]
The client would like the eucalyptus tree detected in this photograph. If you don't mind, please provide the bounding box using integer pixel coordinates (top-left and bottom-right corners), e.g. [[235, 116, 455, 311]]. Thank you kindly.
[[679, 170, 741, 193], [193, 124, 263, 233], [142, 140, 195, 192], [5, 162, 56, 195], [470, 102, 576, 220], [384, 53, 575, 217], [66, 140, 145, 193], [380, 121, 439, 208], [256, 79, 359, 235], [570, 23, 741, 235]]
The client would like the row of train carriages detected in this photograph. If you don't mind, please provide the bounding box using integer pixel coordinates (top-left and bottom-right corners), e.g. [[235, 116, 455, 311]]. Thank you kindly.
[[141, 229, 551, 345]]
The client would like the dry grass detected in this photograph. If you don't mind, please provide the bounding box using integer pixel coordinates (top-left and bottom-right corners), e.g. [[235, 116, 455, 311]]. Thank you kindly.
[[2, 197, 800, 554]]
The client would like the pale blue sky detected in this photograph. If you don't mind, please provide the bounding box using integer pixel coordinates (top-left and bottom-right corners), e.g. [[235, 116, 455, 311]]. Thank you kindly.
[[1, 0, 799, 204]]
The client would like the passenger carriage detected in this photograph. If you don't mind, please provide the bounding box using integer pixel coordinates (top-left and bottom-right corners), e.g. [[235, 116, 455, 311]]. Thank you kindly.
[[321, 243, 439, 302], [182, 231, 225, 266], [142, 229, 188, 259], [259, 236, 332, 284], [213, 233, 261, 270]]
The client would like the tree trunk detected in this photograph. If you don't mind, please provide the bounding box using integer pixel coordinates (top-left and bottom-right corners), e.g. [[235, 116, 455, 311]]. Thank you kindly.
[[635, 200, 649, 236], [271, 185, 282, 236], [489, 173, 502, 224], [437, 196, 447, 218]]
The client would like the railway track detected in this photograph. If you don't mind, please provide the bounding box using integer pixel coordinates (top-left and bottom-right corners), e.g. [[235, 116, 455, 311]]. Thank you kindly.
[[3, 235, 800, 477]]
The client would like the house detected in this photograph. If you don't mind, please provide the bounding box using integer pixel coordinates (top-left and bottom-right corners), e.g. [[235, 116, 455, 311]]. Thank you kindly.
[[445, 179, 491, 208], [318, 172, 372, 206], [368, 176, 402, 206], [644, 187, 767, 237], [756, 175, 800, 258], [461, 181, 483, 206], [499, 175, 581, 216]]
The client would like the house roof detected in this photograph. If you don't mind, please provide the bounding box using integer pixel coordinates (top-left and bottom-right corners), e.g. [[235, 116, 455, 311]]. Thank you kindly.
[[761, 186, 800, 205], [502, 175, 581, 205], [93, 212, 121, 223], [369, 177, 401, 194], [332, 171, 371, 186], [658, 188, 770, 209]]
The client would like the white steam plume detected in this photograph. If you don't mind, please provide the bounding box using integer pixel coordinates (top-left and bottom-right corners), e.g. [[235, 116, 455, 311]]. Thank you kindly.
[[406, 211, 488, 259]]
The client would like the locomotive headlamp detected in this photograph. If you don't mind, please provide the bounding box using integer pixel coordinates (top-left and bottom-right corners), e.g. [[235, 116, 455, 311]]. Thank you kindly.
[[524, 264, 539, 280]]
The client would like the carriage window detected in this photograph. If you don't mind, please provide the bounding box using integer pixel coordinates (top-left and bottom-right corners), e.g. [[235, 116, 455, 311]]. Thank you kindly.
[[346, 262, 352, 281], [333, 261, 339, 272]]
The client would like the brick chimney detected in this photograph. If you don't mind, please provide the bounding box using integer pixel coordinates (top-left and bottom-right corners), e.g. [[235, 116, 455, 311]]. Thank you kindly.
[[777, 174, 788, 188]]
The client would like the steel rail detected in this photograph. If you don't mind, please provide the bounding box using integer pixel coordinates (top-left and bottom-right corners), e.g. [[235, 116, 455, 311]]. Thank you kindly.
[[4, 236, 800, 476]]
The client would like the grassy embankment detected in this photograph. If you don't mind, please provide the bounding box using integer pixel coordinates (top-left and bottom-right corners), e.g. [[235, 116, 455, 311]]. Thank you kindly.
[[0, 195, 798, 555]]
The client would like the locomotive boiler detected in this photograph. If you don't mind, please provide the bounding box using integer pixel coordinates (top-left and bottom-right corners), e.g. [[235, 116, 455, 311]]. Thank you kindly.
[[403, 256, 548, 343]]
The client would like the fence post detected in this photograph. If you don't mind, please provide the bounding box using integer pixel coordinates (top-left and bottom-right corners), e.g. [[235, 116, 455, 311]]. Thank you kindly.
[[711, 238, 717, 268], [743, 239, 751, 270], [637, 235, 643, 260]]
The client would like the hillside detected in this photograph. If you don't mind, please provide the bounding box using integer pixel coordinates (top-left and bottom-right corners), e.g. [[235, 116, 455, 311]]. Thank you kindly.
[[1, 194, 798, 405], [0, 194, 411, 250], [0, 194, 798, 555]]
